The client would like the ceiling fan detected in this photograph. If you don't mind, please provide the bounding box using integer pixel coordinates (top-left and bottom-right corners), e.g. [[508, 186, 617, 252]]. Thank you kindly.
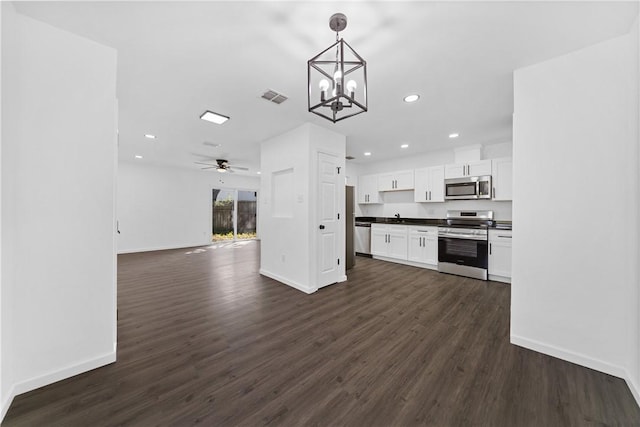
[[195, 159, 248, 173]]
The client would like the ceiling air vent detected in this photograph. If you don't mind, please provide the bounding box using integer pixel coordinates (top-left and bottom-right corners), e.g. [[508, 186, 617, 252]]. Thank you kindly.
[[261, 89, 288, 105]]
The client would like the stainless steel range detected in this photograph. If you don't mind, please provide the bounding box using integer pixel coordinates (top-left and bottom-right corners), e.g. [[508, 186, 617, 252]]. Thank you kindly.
[[438, 210, 494, 280]]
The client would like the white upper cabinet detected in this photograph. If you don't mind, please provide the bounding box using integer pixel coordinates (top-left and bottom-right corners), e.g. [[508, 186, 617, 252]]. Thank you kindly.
[[414, 166, 445, 203], [357, 174, 381, 204], [445, 159, 492, 179], [378, 170, 414, 191], [491, 157, 513, 201]]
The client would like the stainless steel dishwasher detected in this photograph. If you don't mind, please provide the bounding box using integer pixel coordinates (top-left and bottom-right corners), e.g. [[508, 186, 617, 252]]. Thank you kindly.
[[355, 221, 372, 256]]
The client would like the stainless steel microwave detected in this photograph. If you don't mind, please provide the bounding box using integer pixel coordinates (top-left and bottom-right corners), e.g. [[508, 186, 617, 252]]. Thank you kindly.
[[444, 175, 492, 200]]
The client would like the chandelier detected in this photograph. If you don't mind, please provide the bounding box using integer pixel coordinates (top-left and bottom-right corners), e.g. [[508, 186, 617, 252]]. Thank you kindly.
[[307, 13, 368, 123]]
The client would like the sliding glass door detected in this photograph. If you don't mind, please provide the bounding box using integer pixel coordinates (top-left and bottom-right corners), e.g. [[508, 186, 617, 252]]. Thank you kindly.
[[212, 189, 257, 242], [236, 190, 257, 239]]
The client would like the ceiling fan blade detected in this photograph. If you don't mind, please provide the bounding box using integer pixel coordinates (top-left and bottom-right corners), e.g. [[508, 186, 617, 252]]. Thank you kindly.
[[195, 161, 216, 166], [201, 166, 217, 170], [232, 166, 249, 171]]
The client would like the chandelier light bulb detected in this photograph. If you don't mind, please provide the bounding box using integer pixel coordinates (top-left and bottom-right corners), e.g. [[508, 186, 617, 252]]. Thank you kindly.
[[319, 79, 330, 102], [346, 80, 357, 92], [333, 69, 343, 81]]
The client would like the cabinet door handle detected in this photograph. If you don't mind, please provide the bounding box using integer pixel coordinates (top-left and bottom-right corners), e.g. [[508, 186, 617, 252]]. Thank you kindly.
[[429, 190, 431, 200], [498, 235, 512, 239], [489, 243, 492, 255], [426, 191, 428, 201], [492, 187, 495, 199]]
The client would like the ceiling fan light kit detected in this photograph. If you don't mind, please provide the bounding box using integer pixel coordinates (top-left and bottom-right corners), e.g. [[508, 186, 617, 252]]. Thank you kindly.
[[307, 13, 368, 123], [195, 159, 238, 173]]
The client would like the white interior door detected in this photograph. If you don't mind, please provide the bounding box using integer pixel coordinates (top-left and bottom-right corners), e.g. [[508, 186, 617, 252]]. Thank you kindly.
[[317, 152, 341, 288]]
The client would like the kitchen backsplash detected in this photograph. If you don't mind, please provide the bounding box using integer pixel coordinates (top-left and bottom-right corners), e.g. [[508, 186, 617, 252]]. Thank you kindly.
[[358, 190, 512, 220]]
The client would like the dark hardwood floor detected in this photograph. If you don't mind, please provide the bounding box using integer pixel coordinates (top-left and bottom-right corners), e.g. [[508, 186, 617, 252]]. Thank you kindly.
[[4, 240, 640, 426]]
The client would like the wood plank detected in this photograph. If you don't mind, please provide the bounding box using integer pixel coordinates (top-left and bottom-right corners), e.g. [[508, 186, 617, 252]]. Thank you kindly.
[[3, 241, 639, 426]]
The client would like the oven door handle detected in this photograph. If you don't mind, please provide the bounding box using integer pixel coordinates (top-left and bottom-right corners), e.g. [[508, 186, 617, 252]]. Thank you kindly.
[[438, 233, 486, 241]]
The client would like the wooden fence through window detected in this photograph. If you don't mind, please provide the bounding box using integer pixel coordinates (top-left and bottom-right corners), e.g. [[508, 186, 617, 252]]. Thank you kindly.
[[212, 201, 257, 234]]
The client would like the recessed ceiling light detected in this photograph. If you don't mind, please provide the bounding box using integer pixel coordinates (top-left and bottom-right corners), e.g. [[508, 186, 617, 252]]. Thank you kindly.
[[200, 110, 229, 125], [256, 171, 261, 175], [449, 133, 459, 139], [364, 152, 371, 156], [134, 155, 143, 159], [403, 94, 420, 103], [144, 134, 156, 139], [401, 144, 409, 149]]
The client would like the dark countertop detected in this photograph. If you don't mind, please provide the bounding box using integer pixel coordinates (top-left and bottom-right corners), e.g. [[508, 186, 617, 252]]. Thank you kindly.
[[356, 216, 512, 230]]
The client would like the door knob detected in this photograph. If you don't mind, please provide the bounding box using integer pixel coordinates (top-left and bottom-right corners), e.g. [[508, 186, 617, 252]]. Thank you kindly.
[[319, 225, 325, 229]]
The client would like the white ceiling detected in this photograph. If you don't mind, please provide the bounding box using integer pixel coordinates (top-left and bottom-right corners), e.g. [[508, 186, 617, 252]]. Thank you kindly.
[[13, 1, 639, 175]]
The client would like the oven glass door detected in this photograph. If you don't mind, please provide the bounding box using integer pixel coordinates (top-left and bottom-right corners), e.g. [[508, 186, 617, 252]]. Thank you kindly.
[[438, 237, 488, 269], [446, 182, 477, 198]]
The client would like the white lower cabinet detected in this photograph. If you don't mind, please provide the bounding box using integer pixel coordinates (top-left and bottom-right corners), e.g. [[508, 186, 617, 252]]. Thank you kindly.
[[407, 226, 438, 266], [488, 229, 512, 283], [371, 224, 408, 260]]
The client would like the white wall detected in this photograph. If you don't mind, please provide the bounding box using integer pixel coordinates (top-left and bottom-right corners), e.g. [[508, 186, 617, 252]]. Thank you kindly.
[[512, 23, 639, 404], [259, 123, 346, 293], [0, 1, 5, 418], [117, 161, 260, 253], [355, 142, 513, 220], [1, 4, 118, 420], [634, 14, 640, 403]]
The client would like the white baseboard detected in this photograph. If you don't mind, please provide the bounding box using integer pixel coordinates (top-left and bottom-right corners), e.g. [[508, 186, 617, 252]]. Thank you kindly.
[[259, 269, 316, 294], [372, 255, 438, 271], [118, 242, 209, 254], [488, 274, 511, 284], [623, 369, 640, 408], [1, 385, 16, 423], [0, 351, 116, 423], [511, 334, 626, 379]]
